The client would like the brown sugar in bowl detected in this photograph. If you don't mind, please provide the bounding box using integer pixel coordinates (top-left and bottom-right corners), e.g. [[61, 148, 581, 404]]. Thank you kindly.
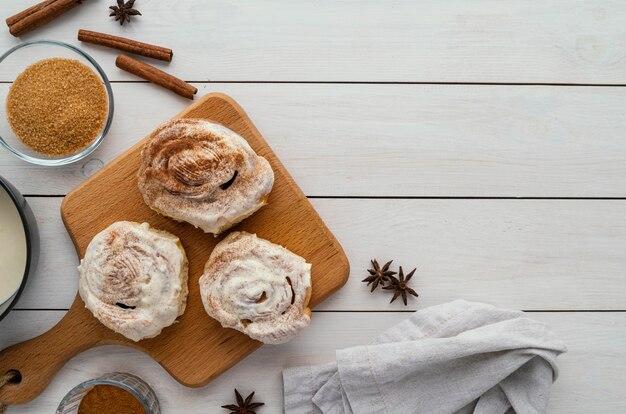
[[0, 40, 114, 166], [7, 58, 108, 157]]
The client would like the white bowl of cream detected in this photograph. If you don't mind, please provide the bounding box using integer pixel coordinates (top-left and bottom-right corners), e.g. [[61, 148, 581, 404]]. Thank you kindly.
[[0, 176, 38, 321]]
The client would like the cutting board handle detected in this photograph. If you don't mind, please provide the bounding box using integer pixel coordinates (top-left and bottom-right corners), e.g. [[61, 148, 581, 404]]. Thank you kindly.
[[0, 298, 105, 405]]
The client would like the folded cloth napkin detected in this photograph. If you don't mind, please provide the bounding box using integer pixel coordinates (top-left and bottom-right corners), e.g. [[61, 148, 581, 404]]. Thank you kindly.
[[283, 300, 566, 414]]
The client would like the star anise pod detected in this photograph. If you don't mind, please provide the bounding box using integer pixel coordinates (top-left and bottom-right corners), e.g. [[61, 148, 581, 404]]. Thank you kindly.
[[221, 389, 265, 414], [383, 266, 418, 305], [109, 0, 141, 25], [362, 259, 396, 292]]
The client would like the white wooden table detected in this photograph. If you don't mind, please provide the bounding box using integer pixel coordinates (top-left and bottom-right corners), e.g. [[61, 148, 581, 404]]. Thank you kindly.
[[1, 1, 626, 412]]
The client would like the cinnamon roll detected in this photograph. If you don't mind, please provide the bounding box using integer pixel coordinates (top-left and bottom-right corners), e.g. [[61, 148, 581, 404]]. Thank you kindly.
[[78, 221, 189, 342], [199, 232, 312, 344], [137, 119, 274, 235]]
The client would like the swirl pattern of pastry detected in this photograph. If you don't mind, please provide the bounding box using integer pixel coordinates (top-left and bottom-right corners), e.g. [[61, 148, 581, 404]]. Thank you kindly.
[[137, 119, 274, 235], [78, 221, 189, 342], [200, 232, 312, 344]]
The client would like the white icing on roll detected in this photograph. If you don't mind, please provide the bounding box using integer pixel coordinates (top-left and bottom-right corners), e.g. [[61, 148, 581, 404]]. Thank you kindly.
[[137, 119, 275, 235], [78, 221, 188, 342], [200, 232, 312, 344]]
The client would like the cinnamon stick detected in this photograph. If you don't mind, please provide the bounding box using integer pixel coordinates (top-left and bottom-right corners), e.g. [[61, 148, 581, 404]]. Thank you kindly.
[[6, 0, 84, 37], [116, 54, 197, 100], [78, 29, 173, 62]]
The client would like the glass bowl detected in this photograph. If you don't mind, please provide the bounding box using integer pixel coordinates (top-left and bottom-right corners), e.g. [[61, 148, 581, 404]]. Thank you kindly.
[[0, 40, 114, 166], [56, 372, 160, 414]]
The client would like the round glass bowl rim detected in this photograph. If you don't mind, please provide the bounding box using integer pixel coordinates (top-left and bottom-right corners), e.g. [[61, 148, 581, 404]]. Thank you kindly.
[[0, 40, 114, 166], [56, 373, 158, 414], [0, 176, 35, 320]]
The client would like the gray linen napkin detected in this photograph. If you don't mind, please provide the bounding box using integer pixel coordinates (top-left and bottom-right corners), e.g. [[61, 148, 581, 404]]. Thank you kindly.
[[283, 300, 566, 414]]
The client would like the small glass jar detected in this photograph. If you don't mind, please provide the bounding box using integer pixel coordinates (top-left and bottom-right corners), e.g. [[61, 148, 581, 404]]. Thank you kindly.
[[56, 372, 160, 414]]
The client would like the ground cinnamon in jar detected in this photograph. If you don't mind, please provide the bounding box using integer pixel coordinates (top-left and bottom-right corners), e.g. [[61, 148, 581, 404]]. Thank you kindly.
[[6, 57, 107, 156], [77, 384, 146, 414]]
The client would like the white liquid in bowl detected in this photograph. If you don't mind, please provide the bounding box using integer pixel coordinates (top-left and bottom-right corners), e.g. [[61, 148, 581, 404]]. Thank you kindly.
[[0, 187, 27, 305]]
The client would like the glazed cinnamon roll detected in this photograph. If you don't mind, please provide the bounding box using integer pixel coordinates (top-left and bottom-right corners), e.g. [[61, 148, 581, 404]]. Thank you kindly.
[[78, 221, 189, 342], [137, 119, 274, 235], [199, 232, 312, 344]]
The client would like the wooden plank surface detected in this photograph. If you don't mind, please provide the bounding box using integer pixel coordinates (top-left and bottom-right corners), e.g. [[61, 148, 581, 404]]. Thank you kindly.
[[1, 1, 626, 83], [15, 197, 626, 311], [1, 84, 626, 197], [1, 1, 625, 412], [1, 311, 625, 413]]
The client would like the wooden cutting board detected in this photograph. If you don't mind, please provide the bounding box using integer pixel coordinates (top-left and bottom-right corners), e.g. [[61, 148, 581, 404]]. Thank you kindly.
[[0, 93, 349, 405]]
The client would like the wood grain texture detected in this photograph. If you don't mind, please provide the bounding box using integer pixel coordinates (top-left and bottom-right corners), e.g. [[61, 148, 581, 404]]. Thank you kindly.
[[0, 93, 349, 405], [15, 197, 626, 311], [0, 2, 624, 412], [1, 311, 625, 413], [1, 0, 626, 82], [2, 83, 626, 197]]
